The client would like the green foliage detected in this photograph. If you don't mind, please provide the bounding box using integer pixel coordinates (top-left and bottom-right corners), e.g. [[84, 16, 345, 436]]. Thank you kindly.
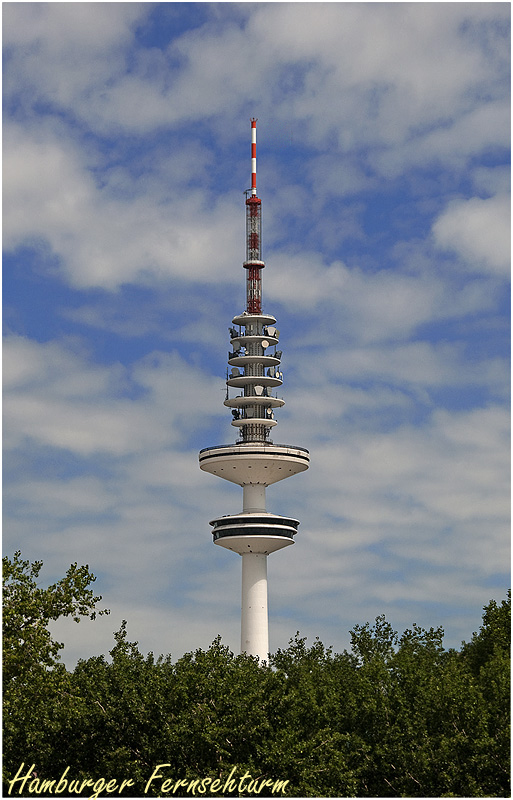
[[3, 550, 108, 684], [461, 590, 511, 674], [2, 556, 510, 797], [2, 552, 109, 790]]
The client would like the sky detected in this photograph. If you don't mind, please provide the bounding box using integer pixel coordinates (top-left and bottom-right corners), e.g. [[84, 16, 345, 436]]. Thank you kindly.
[[3, 2, 510, 667]]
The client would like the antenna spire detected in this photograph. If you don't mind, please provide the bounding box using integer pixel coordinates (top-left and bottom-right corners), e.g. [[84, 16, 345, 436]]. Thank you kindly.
[[244, 119, 264, 314], [251, 117, 257, 196]]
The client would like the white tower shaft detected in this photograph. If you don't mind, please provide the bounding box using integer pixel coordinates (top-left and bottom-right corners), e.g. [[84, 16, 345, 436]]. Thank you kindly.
[[243, 483, 266, 513], [241, 553, 268, 660]]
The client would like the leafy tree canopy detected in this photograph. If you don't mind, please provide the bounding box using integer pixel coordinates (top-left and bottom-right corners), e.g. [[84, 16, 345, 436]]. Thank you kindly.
[[3, 550, 109, 684], [2, 554, 510, 798]]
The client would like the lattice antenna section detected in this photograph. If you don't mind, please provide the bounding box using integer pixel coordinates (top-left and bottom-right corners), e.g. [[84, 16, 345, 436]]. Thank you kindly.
[[244, 119, 264, 315]]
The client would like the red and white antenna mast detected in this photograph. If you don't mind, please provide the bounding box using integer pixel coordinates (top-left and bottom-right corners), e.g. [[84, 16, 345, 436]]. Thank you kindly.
[[244, 118, 264, 314], [251, 116, 257, 196]]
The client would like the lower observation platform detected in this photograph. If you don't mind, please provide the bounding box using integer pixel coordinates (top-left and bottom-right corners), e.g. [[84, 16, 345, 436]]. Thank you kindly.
[[211, 512, 300, 555], [199, 443, 310, 486]]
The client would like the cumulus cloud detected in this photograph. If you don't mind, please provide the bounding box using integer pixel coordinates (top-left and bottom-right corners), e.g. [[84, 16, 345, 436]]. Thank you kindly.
[[291, 405, 510, 575], [3, 335, 223, 455], [265, 249, 501, 348], [432, 193, 511, 276], [3, 3, 509, 293], [3, 121, 242, 289], [2, 3, 148, 116], [4, 3, 509, 159]]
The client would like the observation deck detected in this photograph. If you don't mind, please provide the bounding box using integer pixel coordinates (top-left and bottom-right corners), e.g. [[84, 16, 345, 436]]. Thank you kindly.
[[210, 512, 300, 555], [199, 443, 310, 486]]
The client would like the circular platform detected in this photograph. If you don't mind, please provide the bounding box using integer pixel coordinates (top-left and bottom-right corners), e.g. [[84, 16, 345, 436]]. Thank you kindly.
[[242, 260, 265, 269], [227, 375, 282, 389], [224, 396, 285, 410], [230, 334, 280, 347], [199, 443, 310, 486], [210, 512, 299, 554], [231, 417, 277, 430], [228, 355, 280, 368], [232, 312, 277, 327]]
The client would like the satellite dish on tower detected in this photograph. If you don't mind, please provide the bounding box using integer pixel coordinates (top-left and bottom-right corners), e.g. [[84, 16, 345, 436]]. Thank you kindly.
[[261, 340, 270, 349]]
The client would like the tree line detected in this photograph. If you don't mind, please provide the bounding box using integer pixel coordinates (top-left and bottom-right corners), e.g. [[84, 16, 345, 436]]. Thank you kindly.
[[3, 551, 510, 797]]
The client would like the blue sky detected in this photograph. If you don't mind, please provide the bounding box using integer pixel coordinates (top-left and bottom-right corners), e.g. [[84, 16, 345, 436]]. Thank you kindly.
[[3, 2, 510, 666]]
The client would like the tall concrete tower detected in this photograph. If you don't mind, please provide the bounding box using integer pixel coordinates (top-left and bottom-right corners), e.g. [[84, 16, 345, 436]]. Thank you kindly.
[[199, 119, 309, 662]]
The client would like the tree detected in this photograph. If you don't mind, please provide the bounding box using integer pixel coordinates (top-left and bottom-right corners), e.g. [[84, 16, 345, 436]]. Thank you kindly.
[[345, 605, 510, 797], [461, 591, 511, 675], [458, 593, 511, 796], [2, 551, 108, 786], [268, 634, 364, 797], [3, 550, 108, 684], [62, 629, 279, 796]]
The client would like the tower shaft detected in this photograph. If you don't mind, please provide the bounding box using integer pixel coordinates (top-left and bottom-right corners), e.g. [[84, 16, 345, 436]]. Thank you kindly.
[[241, 553, 268, 660]]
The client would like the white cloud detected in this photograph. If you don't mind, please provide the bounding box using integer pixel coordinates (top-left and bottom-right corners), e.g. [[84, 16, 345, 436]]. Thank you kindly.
[[245, 3, 509, 163], [49, 598, 239, 667], [3, 2, 143, 50], [4, 3, 509, 168], [328, 406, 507, 524], [3, 121, 242, 289], [6, 477, 117, 519], [316, 341, 504, 390], [2, 3, 147, 114], [3, 336, 223, 456], [472, 165, 510, 196], [374, 100, 510, 177], [3, 3, 508, 297], [265, 249, 500, 347], [284, 405, 510, 596], [432, 193, 511, 276]]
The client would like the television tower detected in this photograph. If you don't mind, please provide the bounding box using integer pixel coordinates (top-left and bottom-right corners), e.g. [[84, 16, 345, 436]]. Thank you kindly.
[[199, 119, 309, 662]]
